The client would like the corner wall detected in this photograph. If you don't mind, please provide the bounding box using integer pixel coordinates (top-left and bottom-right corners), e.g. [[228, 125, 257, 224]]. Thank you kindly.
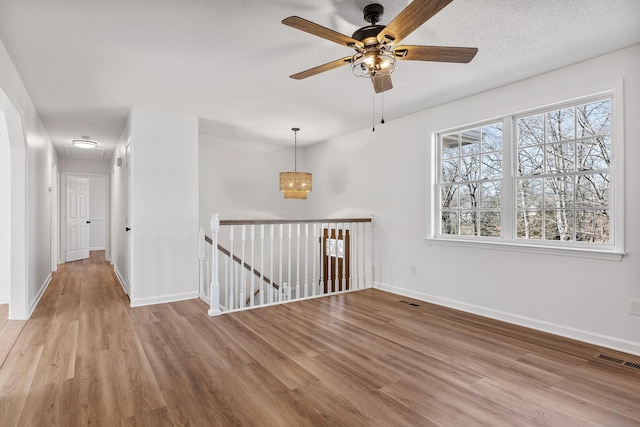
[[129, 108, 199, 306]]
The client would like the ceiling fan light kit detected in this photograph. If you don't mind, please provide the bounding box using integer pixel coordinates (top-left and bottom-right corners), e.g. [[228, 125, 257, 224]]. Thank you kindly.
[[282, 0, 478, 93], [279, 128, 312, 199]]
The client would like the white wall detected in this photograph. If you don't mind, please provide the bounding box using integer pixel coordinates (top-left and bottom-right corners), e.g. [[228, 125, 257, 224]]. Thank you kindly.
[[305, 44, 640, 355], [198, 134, 308, 228], [57, 157, 111, 175], [129, 107, 199, 306], [0, 38, 57, 319], [0, 112, 9, 303], [88, 176, 107, 250]]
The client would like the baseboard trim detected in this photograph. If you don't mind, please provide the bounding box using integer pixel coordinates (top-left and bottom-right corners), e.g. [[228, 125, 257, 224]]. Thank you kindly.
[[113, 267, 128, 296], [28, 273, 52, 317], [130, 291, 200, 308], [374, 281, 640, 357]]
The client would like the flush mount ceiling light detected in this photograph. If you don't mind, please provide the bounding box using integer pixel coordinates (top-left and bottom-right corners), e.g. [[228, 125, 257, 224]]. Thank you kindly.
[[72, 137, 98, 149], [279, 127, 312, 199]]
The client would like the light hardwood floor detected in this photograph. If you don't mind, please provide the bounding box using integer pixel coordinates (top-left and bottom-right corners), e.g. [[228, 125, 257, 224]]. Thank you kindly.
[[1, 251, 639, 426]]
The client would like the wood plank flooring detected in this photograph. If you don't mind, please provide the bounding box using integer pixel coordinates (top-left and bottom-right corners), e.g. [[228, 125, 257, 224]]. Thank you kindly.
[[1, 250, 639, 426]]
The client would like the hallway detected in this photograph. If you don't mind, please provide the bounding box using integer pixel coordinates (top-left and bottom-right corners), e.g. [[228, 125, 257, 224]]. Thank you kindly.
[[0, 251, 172, 425]]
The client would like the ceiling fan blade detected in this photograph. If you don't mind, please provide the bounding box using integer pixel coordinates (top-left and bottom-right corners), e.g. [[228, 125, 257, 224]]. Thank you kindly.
[[290, 57, 352, 80], [394, 45, 478, 63], [377, 0, 453, 46], [371, 74, 393, 93], [282, 16, 364, 49]]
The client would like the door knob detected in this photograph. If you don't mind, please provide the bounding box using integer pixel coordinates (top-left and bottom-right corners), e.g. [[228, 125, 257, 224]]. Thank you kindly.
[[86, 220, 91, 224], [125, 227, 131, 231]]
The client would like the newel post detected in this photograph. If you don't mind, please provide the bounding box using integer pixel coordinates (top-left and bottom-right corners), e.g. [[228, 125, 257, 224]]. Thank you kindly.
[[208, 214, 222, 316]]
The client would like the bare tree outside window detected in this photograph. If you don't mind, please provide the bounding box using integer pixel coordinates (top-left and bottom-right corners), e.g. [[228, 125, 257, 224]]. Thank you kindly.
[[439, 123, 502, 237], [516, 99, 611, 243]]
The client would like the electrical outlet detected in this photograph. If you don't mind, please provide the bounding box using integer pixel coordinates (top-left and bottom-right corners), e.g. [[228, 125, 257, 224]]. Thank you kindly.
[[631, 300, 640, 316]]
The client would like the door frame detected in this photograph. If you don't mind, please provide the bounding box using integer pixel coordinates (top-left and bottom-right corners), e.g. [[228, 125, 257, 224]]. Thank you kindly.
[[60, 172, 110, 263], [0, 86, 28, 319]]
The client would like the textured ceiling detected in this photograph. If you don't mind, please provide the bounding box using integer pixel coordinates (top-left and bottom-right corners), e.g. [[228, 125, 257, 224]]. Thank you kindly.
[[0, 0, 639, 159]]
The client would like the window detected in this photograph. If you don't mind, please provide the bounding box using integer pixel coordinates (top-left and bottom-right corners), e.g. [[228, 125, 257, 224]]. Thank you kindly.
[[434, 94, 621, 257], [440, 123, 503, 237]]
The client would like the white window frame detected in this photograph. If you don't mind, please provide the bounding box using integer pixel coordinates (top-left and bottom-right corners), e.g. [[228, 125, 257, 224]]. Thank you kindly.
[[428, 82, 625, 261]]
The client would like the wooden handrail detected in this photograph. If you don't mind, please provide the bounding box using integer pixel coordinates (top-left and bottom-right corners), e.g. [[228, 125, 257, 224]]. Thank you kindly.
[[205, 235, 279, 290], [219, 217, 372, 226]]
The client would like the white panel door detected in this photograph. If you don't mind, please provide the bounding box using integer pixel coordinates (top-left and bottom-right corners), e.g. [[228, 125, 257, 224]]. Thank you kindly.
[[66, 176, 90, 262]]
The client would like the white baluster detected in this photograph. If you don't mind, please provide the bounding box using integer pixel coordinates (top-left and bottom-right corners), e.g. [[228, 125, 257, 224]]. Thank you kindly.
[[240, 225, 246, 309], [354, 222, 360, 289], [295, 223, 300, 300], [279, 224, 284, 303], [269, 224, 274, 304], [205, 242, 211, 297], [250, 225, 255, 307], [312, 223, 318, 297], [208, 214, 222, 316], [304, 223, 309, 298], [223, 252, 229, 309], [229, 226, 235, 310], [259, 224, 264, 306], [369, 215, 374, 288], [342, 222, 353, 289], [319, 223, 325, 295], [341, 223, 347, 292], [287, 223, 292, 301], [335, 223, 340, 292]]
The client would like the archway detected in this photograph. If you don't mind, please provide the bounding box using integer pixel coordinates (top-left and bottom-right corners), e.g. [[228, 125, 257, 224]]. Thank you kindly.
[[0, 87, 28, 319]]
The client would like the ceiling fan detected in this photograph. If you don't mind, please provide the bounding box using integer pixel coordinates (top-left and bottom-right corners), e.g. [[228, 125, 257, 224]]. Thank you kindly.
[[282, 0, 478, 93]]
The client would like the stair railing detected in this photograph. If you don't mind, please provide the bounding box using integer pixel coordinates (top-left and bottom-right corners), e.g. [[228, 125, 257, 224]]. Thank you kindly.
[[199, 214, 374, 315]]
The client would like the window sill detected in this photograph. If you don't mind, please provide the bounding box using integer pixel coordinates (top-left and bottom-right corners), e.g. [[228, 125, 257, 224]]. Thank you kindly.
[[424, 237, 624, 262]]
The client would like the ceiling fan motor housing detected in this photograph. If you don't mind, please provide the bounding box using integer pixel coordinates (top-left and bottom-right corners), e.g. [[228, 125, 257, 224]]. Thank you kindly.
[[352, 25, 385, 46], [363, 3, 384, 25]]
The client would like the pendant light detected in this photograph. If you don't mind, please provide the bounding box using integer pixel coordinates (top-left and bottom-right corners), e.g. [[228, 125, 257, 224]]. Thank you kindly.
[[279, 127, 312, 199]]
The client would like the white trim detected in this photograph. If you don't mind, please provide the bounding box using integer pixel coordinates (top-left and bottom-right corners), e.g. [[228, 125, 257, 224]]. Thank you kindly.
[[27, 274, 52, 318], [130, 291, 200, 308], [425, 237, 624, 261], [374, 281, 640, 357], [113, 266, 128, 296], [0, 85, 29, 320]]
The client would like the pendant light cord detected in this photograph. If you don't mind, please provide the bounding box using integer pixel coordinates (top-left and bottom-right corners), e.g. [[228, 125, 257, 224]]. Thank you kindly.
[[292, 127, 299, 172]]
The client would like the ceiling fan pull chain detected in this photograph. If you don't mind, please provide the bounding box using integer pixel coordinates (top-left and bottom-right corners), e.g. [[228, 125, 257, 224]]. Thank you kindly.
[[381, 92, 385, 124], [372, 92, 376, 132]]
